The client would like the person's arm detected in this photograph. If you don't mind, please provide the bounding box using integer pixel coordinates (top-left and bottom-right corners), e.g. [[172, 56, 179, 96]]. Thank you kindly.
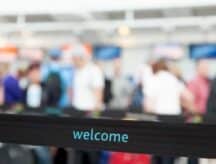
[[0, 86, 4, 105], [186, 81, 201, 114], [180, 87, 196, 114], [7, 78, 23, 101], [143, 79, 156, 114], [93, 87, 104, 110]]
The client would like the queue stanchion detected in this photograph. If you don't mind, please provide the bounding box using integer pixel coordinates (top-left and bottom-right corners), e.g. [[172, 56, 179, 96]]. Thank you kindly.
[[0, 110, 216, 158], [100, 110, 127, 119]]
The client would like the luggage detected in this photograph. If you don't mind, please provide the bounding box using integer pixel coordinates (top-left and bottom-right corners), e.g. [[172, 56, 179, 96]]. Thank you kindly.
[[110, 152, 150, 164]]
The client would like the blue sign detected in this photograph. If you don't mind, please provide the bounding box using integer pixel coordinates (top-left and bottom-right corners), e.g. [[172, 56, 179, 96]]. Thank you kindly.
[[93, 45, 122, 60], [189, 44, 216, 59]]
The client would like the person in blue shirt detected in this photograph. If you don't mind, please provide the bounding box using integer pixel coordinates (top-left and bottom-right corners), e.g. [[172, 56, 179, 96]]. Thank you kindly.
[[41, 48, 74, 108], [3, 67, 25, 106], [41, 48, 62, 81], [60, 64, 74, 107]]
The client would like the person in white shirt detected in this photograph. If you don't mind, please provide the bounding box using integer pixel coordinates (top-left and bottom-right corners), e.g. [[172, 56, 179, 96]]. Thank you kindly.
[[144, 59, 194, 115], [71, 44, 104, 111], [26, 63, 42, 108]]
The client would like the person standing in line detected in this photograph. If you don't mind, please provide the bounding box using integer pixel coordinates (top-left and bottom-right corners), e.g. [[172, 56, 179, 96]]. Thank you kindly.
[[3, 64, 26, 107], [25, 62, 43, 108], [205, 78, 216, 164], [41, 48, 64, 107], [144, 59, 194, 115], [70, 44, 104, 164], [200, 64, 216, 164], [187, 59, 209, 164], [71, 44, 104, 111], [59, 50, 74, 108], [108, 58, 133, 110], [144, 59, 195, 164], [187, 59, 210, 115]]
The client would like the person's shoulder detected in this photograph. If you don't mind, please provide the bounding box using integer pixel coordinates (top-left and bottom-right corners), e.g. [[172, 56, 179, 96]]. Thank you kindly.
[[158, 71, 180, 83], [3, 75, 14, 82], [157, 71, 173, 79], [87, 63, 102, 73], [3, 75, 17, 86], [187, 76, 199, 85]]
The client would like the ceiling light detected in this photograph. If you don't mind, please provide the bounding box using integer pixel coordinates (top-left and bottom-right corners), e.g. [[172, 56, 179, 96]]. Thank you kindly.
[[118, 25, 131, 36]]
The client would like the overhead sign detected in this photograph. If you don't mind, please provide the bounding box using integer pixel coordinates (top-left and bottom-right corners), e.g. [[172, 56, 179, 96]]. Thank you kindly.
[[189, 44, 216, 59], [93, 45, 121, 60]]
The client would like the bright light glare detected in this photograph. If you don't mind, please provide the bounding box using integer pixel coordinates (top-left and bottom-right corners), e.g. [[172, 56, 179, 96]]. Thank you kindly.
[[0, 0, 215, 15], [118, 26, 130, 36]]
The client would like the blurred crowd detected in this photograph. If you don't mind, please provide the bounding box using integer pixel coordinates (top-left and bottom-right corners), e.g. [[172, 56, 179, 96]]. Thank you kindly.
[[0, 43, 216, 164], [139, 59, 211, 117], [0, 43, 215, 119]]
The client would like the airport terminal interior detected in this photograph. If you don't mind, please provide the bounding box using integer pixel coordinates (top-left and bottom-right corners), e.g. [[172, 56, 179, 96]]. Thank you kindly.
[[1, 0, 216, 164]]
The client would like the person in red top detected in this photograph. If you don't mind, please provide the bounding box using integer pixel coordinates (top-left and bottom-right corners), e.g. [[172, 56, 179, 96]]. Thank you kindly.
[[187, 59, 210, 115]]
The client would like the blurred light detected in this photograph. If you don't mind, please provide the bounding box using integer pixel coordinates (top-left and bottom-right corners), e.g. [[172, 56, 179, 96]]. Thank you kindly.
[[115, 36, 136, 48], [118, 26, 131, 36], [0, 37, 7, 46], [20, 30, 33, 38], [153, 44, 185, 60], [200, 23, 212, 31], [162, 25, 174, 33], [19, 48, 44, 61], [0, 0, 215, 14]]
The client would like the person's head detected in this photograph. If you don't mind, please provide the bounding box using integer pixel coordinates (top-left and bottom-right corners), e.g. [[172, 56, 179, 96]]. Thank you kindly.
[[168, 63, 183, 80], [196, 59, 209, 78], [48, 48, 62, 61], [71, 44, 91, 68], [9, 60, 28, 79], [27, 62, 41, 84], [152, 59, 168, 74], [0, 63, 8, 78]]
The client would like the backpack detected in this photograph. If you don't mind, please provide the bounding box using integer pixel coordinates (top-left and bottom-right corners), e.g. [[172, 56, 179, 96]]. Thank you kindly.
[[207, 78, 216, 114], [44, 71, 62, 106]]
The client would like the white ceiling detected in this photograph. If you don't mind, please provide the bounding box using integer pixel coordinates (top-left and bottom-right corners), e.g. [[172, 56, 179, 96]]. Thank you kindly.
[[1, 0, 216, 47], [0, 0, 216, 14]]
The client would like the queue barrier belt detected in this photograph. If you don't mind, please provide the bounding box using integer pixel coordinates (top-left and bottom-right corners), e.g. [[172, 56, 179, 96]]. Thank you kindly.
[[0, 114, 215, 158]]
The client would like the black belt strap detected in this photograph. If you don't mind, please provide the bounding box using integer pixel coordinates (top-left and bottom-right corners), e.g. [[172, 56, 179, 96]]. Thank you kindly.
[[0, 114, 215, 158]]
